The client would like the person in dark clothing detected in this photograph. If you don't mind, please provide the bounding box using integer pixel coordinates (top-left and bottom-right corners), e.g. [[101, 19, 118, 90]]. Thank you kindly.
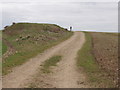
[[70, 26, 72, 31]]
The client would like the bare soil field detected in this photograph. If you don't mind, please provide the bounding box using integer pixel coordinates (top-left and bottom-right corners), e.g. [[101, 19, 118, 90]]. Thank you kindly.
[[91, 32, 118, 87]]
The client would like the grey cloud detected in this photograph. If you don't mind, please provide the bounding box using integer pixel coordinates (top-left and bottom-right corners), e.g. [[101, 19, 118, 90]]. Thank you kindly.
[[1, 0, 119, 2], [1, 2, 118, 32]]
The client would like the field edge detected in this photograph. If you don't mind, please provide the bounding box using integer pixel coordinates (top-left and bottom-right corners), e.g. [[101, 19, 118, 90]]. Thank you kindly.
[[77, 32, 114, 88]]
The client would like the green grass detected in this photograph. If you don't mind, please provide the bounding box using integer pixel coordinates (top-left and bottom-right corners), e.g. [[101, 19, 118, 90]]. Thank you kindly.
[[41, 56, 62, 73], [77, 32, 98, 72], [0, 31, 2, 57], [0, 31, 7, 56], [2, 42, 7, 55], [0, 31, 2, 74], [0, 42, 1, 57], [77, 32, 113, 88]]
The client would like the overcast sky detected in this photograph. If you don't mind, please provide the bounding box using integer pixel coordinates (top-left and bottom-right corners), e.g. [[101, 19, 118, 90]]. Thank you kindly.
[[0, 0, 118, 32]]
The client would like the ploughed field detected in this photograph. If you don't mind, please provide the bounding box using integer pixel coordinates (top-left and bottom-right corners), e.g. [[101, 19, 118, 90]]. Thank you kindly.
[[91, 32, 118, 87]]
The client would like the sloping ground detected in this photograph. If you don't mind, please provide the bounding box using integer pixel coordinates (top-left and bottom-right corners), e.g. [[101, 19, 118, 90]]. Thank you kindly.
[[2, 23, 73, 75], [2, 43, 7, 56], [0, 31, 2, 57], [3, 32, 89, 88], [0, 31, 2, 90], [91, 32, 118, 87]]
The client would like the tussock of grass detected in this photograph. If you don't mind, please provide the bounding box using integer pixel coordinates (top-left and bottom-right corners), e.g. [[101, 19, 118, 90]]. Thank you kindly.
[[77, 32, 113, 88], [41, 56, 62, 73]]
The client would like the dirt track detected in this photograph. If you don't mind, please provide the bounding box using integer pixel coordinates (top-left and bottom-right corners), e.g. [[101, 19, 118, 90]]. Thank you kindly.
[[3, 32, 88, 88]]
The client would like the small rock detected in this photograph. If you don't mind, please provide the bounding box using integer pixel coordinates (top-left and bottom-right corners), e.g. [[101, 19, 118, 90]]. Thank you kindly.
[[77, 81, 84, 85], [15, 39, 19, 42]]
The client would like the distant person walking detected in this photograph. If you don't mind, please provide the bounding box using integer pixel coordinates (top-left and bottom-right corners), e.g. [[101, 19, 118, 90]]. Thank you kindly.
[[70, 26, 72, 31]]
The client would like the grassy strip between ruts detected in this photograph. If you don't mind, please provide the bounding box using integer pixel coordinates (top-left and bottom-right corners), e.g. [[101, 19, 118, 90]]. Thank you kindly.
[[77, 32, 113, 88], [41, 56, 62, 73]]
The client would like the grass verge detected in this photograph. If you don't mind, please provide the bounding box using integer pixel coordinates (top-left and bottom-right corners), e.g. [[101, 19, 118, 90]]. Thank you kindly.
[[41, 56, 62, 73], [77, 32, 113, 88]]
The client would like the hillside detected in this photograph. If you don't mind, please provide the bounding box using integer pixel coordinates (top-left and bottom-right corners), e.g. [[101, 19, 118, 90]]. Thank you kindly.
[[2, 23, 73, 75], [0, 31, 2, 57]]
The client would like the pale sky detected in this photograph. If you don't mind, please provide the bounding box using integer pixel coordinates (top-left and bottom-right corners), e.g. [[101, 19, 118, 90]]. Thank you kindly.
[[0, 0, 119, 32]]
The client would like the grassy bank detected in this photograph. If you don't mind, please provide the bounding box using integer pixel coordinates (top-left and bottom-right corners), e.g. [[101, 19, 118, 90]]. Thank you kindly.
[[2, 23, 73, 75], [41, 56, 62, 73], [77, 32, 113, 88], [0, 31, 2, 57], [1, 30, 7, 55], [0, 31, 2, 74], [2, 42, 7, 55]]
